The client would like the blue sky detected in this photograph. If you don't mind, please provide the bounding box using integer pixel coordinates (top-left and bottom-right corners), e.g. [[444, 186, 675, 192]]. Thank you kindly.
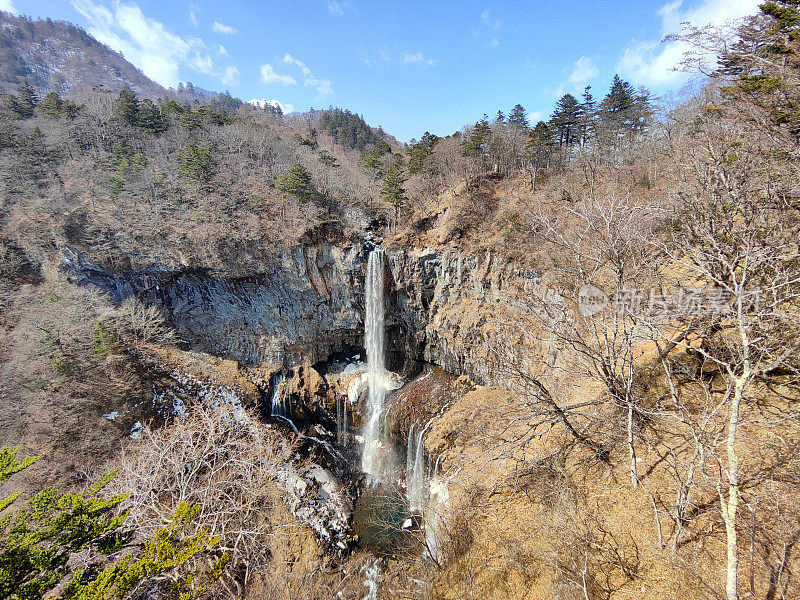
[[4, 0, 761, 141]]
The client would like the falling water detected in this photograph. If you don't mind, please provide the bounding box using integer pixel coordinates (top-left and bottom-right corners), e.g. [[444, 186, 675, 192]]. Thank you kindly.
[[406, 423, 416, 494], [361, 248, 387, 481], [336, 394, 348, 445], [406, 422, 430, 512], [424, 472, 449, 563], [270, 372, 289, 418]]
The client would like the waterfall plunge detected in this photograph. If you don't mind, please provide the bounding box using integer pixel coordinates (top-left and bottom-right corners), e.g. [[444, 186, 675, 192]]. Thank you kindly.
[[270, 372, 288, 418], [361, 248, 387, 482], [406, 422, 430, 512]]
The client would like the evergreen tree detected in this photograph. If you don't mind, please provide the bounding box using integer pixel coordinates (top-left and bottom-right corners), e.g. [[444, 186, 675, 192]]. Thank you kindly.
[[380, 155, 407, 225], [525, 121, 554, 191], [316, 108, 388, 152], [508, 104, 529, 129], [461, 115, 491, 157], [36, 91, 63, 117], [407, 131, 439, 173], [579, 86, 597, 145], [494, 110, 505, 124], [317, 150, 339, 169], [12, 80, 37, 119], [115, 86, 139, 127], [137, 99, 167, 134], [0, 447, 226, 600], [720, 0, 800, 135], [275, 162, 315, 202], [550, 94, 581, 148], [600, 74, 637, 136], [360, 148, 385, 178], [179, 144, 213, 185]]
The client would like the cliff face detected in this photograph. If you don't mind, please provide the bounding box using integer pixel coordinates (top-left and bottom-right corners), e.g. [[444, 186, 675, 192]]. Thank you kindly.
[[386, 247, 540, 384], [61, 243, 367, 366], [60, 240, 539, 386]]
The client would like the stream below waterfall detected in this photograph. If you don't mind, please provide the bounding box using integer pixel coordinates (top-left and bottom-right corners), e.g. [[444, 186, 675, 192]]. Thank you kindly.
[[262, 244, 451, 596]]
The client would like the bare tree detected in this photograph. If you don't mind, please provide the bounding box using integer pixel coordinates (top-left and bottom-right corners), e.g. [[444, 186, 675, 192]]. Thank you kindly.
[[107, 405, 297, 598]]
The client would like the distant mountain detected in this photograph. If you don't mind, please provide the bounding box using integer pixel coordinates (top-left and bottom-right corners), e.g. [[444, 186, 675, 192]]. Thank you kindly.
[[0, 11, 166, 99]]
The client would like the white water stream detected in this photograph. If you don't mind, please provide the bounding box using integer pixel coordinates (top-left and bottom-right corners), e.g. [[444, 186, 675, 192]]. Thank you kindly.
[[270, 372, 289, 418], [361, 248, 387, 482]]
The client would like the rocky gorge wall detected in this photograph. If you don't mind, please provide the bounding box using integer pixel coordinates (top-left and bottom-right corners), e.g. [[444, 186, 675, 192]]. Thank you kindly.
[[60, 240, 542, 384]]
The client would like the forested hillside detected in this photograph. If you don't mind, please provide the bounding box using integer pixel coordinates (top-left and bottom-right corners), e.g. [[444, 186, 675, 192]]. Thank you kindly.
[[0, 11, 166, 98], [1, 2, 800, 600]]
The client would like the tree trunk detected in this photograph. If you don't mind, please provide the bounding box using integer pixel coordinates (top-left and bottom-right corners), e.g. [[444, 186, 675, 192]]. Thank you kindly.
[[722, 371, 746, 600], [628, 402, 638, 488]]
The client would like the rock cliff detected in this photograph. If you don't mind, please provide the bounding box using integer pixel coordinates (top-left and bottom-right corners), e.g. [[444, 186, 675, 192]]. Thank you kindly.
[[59, 241, 540, 386]]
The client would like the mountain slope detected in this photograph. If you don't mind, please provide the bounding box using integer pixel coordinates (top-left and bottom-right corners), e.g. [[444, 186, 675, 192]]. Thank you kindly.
[[0, 11, 166, 98]]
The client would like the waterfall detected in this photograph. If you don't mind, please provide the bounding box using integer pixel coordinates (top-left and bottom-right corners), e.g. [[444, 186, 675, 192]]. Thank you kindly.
[[424, 472, 449, 563], [336, 394, 348, 445], [361, 248, 386, 482], [406, 416, 435, 512], [270, 372, 289, 418], [406, 423, 415, 491]]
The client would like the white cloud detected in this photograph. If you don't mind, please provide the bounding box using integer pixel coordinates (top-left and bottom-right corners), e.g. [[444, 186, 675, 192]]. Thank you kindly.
[[553, 56, 600, 98], [568, 56, 599, 85], [328, 1, 352, 16], [617, 0, 761, 87], [71, 0, 237, 88], [363, 46, 390, 67], [218, 44, 229, 57], [260, 63, 296, 85], [479, 8, 501, 48], [188, 3, 198, 27], [272, 54, 333, 98], [305, 76, 333, 98], [481, 8, 501, 31], [283, 54, 311, 75], [403, 51, 438, 66], [212, 20, 237, 34], [221, 65, 240, 85], [1, 0, 19, 14], [248, 98, 294, 114]]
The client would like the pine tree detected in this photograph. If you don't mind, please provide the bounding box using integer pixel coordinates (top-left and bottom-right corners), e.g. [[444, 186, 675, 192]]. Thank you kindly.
[[600, 74, 637, 136], [508, 104, 529, 129], [407, 131, 439, 173], [461, 116, 491, 157], [550, 94, 581, 148], [0, 447, 226, 600], [12, 80, 37, 119], [579, 86, 597, 146], [719, 0, 800, 136], [275, 162, 315, 202], [115, 86, 139, 127], [525, 121, 554, 191], [317, 150, 339, 169], [380, 155, 407, 225], [179, 145, 213, 185], [37, 91, 64, 118], [137, 99, 167, 134]]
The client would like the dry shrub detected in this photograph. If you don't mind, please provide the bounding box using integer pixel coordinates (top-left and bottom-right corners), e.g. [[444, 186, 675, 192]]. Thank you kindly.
[[107, 405, 296, 598], [0, 239, 31, 279], [107, 297, 178, 346], [0, 280, 152, 493]]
